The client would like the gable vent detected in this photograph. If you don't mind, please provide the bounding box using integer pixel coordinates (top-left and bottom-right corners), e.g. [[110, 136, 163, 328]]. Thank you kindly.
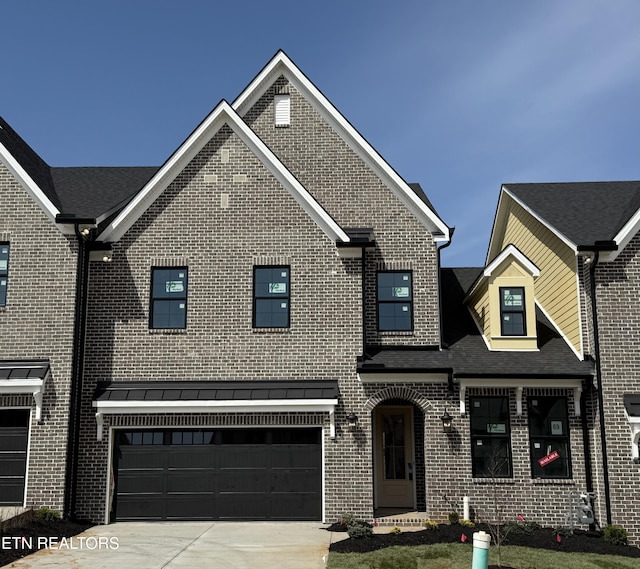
[[274, 94, 290, 127]]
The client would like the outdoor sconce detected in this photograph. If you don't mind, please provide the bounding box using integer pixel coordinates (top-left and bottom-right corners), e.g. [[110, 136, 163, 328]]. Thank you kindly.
[[346, 413, 359, 428], [440, 410, 453, 433]]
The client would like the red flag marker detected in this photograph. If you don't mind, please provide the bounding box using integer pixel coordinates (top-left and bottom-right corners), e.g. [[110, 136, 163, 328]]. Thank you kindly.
[[556, 534, 562, 543], [517, 514, 525, 522], [461, 533, 468, 543]]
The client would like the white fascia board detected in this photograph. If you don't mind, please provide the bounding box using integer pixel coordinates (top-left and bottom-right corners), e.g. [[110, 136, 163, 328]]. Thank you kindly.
[[601, 210, 640, 262], [0, 379, 44, 394], [98, 101, 348, 244], [232, 52, 450, 242], [456, 377, 582, 389], [92, 398, 338, 416], [0, 142, 60, 223], [502, 187, 577, 252], [483, 244, 540, 278]]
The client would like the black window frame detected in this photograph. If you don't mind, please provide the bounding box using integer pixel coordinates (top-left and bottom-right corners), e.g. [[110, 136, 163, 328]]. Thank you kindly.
[[0, 243, 9, 307], [528, 396, 572, 479], [253, 265, 290, 329], [377, 271, 414, 332], [499, 286, 526, 336], [149, 266, 188, 330], [470, 396, 513, 478]]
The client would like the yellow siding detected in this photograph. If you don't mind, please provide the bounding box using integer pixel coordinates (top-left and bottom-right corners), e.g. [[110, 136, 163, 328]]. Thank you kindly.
[[468, 283, 490, 338], [497, 197, 581, 355]]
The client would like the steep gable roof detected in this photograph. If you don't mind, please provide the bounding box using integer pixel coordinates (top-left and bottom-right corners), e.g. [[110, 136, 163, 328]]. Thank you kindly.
[[0, 116, 60, 221], [492, 181, 640, 262], [232, 51, 450, 242], [98, 100, 350, 244]]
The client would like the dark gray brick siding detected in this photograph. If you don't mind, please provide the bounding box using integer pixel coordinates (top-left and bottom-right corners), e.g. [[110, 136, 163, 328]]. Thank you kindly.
[[0, 162, 77, 512], [586, 232, 640, 544], [76, 75, 442, 523]]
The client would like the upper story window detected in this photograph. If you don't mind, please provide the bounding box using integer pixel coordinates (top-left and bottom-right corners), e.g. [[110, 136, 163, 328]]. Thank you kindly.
[[150, 267, 188, 329], [470, 396, 512, 478], [0, 243, 9, 307], [274, 94, 290, 126], [528, 396, 571, 479], [500, 286, 526, 336], [253, 266, 290, 328], [377, 271, 413, 331]]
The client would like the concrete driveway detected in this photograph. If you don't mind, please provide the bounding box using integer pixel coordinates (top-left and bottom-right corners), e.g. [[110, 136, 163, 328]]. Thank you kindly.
[[3, 522, 345, 569]]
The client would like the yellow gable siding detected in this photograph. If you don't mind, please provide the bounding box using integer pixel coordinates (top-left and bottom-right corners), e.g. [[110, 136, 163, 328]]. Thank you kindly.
[[498, 197, 582, 355], [468, 283, 491, 339]]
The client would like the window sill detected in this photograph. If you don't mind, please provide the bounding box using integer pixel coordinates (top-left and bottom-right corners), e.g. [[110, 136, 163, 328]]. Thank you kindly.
[[252, 327, 290, 333], [472, 478, 515, 485], [530, 478, 575, 486], [149, 328, 188, 335], [377, 330, 415, 336]]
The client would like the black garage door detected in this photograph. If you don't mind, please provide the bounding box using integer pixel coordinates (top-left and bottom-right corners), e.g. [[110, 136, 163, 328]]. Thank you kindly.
[[113, 428, 322, 521], [0, 409, 29, 505]]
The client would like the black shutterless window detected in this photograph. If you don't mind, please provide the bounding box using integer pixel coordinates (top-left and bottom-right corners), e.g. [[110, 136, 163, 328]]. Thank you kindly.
[[0, 243, 9, 307], [470, 396, 513, 478], [253, 266, 290, 328], [150, 267, 188, 329], [528, 397, 571, 478], [377, 271, 413, 331], [499, 286, 526, 336]]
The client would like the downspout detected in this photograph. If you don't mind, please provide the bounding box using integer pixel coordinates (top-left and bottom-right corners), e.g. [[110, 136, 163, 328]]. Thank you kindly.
[[63, 225, 92, 520], [588, 250, 613, 525], [580, 377, 595, 528], [437, 227, 455, 349], [361, 246, 367, 359]]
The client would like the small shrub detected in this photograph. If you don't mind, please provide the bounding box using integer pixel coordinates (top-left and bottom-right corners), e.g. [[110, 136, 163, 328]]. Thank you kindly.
[[604, 524, 628, 546], [448, 512, 460, 524], [390, 526, 401, 534], [34, 508, 61, 523], [460, 519, 475, 528], [422, 520, 439, 530], [339, 513, 356, 527], [347, 519, 373, 539]]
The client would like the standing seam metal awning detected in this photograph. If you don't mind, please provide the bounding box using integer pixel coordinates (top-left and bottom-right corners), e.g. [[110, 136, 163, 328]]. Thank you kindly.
[[92, 380, 339, 440], [0, 360, 50, 421]]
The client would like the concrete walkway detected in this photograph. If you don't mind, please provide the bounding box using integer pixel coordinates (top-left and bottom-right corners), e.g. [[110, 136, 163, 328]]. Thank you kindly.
[[3, 522, 346, 569]]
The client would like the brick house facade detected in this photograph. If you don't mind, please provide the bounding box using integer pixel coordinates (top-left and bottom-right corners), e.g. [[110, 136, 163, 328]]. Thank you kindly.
[[1, 51, 639, 543]]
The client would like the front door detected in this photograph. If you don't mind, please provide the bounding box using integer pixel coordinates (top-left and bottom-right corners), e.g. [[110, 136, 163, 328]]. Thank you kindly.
[[374, 406, 414, 508]]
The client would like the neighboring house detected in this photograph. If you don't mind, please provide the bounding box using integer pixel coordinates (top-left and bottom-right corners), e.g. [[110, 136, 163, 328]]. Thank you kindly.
[[486, 181, 640, 542], [1, 51, 639, 543]]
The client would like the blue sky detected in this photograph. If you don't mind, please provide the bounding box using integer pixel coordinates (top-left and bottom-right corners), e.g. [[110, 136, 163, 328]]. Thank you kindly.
[[1, 0, 638, 266]]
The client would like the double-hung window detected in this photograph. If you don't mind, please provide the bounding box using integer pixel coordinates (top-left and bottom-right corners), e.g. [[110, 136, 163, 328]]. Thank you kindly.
[[150, 267, 188, 329], [0, 243, 9, 307], [470, 396, 512, 478], [377, 271, 413, 331], [528, 397, 571, 478], [499, 286, 526, 336], [253, 266, 290, 328]]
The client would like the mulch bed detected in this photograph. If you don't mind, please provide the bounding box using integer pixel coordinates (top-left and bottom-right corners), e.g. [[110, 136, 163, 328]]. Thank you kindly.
[[328, 522, 640, 563], [0, 512, 93, 567]]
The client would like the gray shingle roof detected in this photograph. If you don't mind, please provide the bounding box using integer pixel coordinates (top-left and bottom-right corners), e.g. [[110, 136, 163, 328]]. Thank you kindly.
[[359, 268, 593, 379], [51, 167, 158, 219], [1, 116, 159, 220], [505, 181, 640, 247]]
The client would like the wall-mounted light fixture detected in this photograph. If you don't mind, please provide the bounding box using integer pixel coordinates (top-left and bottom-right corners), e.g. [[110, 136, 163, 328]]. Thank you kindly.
[[440, 409, 453, 433], [346, 412, 359, 428]]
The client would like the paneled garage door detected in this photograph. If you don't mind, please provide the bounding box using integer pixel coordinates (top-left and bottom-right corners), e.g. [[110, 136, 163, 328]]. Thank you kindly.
[[0, 409, 29, 505], [112, 428, 322, 521]]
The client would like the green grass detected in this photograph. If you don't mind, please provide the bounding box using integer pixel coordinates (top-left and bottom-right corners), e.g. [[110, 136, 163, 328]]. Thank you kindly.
[[327, 543, 638, 569]]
